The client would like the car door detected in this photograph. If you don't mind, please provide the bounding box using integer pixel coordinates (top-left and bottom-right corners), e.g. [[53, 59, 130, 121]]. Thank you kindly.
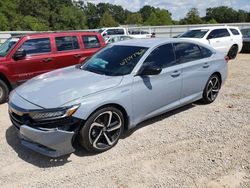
[[207, 29, 232, 53], [132, 43, 182, 123], [53, 35, 84, 69], [173, 42, 213, 104], [8, 37, 56, 83]]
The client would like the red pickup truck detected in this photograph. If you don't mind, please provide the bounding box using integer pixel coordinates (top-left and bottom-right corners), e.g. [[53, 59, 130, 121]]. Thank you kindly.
[[0, 31, 105, 103]]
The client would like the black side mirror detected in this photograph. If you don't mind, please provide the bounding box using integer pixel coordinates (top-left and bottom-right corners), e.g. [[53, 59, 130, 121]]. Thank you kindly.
[[13, 48, 26, 60], [137, 65, 162, 76], [207, 35, 214, 40]]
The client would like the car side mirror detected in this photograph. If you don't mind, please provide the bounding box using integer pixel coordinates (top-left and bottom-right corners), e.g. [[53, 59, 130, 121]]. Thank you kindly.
[[137, 65, 162, 76], [13, 48, 26, 60], [207, 35, 213, 40]]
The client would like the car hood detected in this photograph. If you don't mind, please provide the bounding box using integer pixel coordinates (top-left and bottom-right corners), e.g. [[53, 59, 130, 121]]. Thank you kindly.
[[15, 66, 123, 108]]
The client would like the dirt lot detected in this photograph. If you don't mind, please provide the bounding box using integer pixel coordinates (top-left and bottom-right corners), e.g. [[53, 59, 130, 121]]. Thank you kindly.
[[0, 54, 249, 188]]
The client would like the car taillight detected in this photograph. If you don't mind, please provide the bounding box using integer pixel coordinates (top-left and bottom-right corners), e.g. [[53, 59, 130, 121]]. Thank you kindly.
[[224, 56, 229, 63]]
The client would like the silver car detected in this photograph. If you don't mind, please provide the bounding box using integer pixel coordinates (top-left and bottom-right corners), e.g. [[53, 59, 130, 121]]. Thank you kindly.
[[8, 38, 228, 157]]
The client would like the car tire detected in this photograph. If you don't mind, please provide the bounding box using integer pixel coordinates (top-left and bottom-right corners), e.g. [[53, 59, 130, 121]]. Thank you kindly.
[[201, 74, 221, 104], [228, 45, 238, 59], [0, 80, 9, 104], [79, 106, 124, 153]]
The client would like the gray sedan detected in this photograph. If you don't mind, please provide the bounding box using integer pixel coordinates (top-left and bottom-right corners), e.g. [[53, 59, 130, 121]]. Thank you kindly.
[[8, 38, 228, 157]]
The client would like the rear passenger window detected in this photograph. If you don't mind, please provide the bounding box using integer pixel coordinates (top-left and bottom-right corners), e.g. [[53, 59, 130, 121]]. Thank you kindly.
[[144, 43, 176, 69], [199, 46, 213, 58], [55, 36, 79, 51], [207, 29, 230, 39], [20, 38, 51, 55], [174, 43, 202, 64], [230, 29, 240, 35], [82, 35, 100, 49]]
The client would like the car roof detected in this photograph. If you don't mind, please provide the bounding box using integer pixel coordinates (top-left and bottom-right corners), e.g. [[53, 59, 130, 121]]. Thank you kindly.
[[189, 25, 239, 30], [112, 38, 215, 50], [15, 31, 99, 38]]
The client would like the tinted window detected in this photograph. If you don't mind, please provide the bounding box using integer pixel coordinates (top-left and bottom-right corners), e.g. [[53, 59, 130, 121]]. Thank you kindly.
[[230, 29, 240, 35], [199, 46, 213, 58], [55, 36, 79, 51], [180, 29, 209, 38], [81, 45, 148, 76], [83, 35, 100, 49], [144, 44, 176, 69], [208, 29, 230, 39], [174, 43, 202, 64], [241, 29, 250, 37], [20, 38, 51, 55], [107, 29, 124, 35]]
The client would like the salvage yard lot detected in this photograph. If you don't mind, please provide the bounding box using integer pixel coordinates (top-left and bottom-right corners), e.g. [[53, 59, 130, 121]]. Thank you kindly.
[[0, 54, 249, 187]]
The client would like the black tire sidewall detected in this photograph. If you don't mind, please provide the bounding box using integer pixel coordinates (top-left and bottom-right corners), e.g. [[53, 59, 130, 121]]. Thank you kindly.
[[79, 106, 124, 153], [228, 45, 238, 59], [0, 80, 9, 104]]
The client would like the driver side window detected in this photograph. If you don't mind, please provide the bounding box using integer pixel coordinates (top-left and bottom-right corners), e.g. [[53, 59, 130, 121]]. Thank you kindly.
[[143, 43, 176, 69]]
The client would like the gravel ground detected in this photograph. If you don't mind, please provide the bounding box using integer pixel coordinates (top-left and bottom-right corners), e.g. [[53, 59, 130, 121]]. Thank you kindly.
[[0, 54, 249, 188]]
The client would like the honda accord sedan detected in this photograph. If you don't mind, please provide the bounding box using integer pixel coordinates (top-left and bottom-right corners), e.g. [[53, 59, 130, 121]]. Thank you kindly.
[[8, 38, 228, 157]]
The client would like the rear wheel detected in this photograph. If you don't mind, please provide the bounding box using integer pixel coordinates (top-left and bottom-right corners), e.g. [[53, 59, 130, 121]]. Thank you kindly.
[[227, 45, 238, 59], [0, 80, 9, 104], [202, 74, 221, 104], [79, 106, 124, 153]]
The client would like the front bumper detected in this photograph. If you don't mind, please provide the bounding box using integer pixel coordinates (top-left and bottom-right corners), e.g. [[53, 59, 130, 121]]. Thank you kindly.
[[9, 102, 82, 157], [19, 125, 75, 157]]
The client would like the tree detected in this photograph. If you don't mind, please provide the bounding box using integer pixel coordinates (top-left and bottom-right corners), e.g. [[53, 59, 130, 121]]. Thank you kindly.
[[126, 13, 143, 25], [180, 8, 204, 24], [155, 9, 172, 25], [144, 12, 158, 25], [205, 6, 238, 23], [0, 13, 9, 30], [139, 5, 156, 22], [99, 11, 118, 27], [207, 18, 218, 24]]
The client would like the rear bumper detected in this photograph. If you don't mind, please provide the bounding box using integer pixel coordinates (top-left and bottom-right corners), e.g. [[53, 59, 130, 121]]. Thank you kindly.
[[18, 125, 75, 157]]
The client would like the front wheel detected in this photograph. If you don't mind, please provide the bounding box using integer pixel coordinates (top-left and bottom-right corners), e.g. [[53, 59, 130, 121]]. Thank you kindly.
[[201, 74, 221, 104], [79, 106, 124, 153]]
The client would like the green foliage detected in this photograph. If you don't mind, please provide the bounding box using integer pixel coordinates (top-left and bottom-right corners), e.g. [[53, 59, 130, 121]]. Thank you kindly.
[[206, 6, 238, 23], [99, 11, 118, 27], [180, 8, 204, 24], [207, 18, 218, 24], [144, 9, 172, 26], [0, 13, 9, 30], [126, 13, 143, 25]]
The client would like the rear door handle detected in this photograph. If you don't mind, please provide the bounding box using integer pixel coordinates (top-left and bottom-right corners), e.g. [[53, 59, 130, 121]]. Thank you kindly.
[[74, 54, 82, 58], [171, 70, 181, 77], [42, 58, 53, 62], [203, 63, 210, 68]]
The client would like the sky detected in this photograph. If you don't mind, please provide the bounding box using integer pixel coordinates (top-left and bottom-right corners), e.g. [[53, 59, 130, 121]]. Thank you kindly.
[[83, 0, 250, 20]]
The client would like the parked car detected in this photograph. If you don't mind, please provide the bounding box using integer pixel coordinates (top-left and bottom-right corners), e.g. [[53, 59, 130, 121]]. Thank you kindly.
[[0, 31, 105, 104], [241, 28, 250, 52], [98, 27, 152, 38], [179, 26, 243, 59], [105, 35, 134, 44], [8, 38, 228, 157]]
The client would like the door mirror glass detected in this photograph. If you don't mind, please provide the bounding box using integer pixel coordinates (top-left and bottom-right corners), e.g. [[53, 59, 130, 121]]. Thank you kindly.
[[137, 64, 162, 76], [13, 48, 26, 60]]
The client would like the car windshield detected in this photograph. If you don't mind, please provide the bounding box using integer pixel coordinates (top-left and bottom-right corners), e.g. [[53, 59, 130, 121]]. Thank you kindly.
[[180, 29, 209, 38], [241, 29, 250, 37], [81, 45, 148, 76], [0, 37, 20, 57]]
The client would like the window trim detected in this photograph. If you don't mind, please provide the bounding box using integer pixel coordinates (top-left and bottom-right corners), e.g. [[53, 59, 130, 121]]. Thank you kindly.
[[19, 37, 52, 57]]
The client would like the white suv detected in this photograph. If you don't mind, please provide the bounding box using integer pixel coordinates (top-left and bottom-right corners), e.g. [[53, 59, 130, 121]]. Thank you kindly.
[[179, 26, 243, 59]]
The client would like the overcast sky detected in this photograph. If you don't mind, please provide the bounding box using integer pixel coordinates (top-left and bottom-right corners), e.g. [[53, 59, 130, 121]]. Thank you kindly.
[[84, 0, 250, 20]]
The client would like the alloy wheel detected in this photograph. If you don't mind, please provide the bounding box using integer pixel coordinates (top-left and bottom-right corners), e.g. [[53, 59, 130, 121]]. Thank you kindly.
[[206, 76, 220, 102], [89, 111, 122, 150]]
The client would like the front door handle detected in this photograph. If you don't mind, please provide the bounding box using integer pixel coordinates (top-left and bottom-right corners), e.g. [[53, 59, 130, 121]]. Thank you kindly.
[[42, 58, 53, 62], [171, 70, 181, 77], [74, 54, 82, 58], [203, 63, 210, 68]]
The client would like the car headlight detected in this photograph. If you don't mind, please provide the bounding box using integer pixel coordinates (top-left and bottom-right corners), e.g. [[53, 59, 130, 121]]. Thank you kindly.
[[29, 105, 80, 121]]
